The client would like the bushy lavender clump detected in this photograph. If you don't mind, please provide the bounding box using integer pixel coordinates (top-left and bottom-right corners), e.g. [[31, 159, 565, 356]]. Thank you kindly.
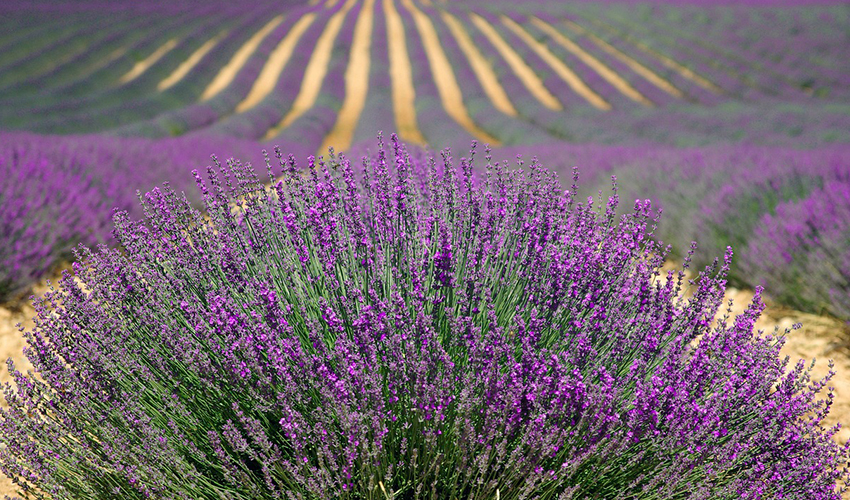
[[548, 143, 850, 314], [0, 132, 264, 302], [2, 136, 848, 499], [0, 150, 110, 300], [740, 180, 850, 321]]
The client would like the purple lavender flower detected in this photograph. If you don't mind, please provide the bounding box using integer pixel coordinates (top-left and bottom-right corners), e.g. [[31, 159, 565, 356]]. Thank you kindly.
[[740, 179, 850, 321]]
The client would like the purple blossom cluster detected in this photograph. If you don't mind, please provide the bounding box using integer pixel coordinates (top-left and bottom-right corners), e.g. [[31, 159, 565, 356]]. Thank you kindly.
[[0, 144, 108, 301], [2, 136, 848, 498], [0, 131, 263, 302]]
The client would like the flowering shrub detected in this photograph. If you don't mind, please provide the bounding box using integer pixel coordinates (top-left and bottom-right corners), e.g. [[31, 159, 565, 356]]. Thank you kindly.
[[0, 149, 109, 300], [2, 136, 848, 499], [740, 179, 850, 321]]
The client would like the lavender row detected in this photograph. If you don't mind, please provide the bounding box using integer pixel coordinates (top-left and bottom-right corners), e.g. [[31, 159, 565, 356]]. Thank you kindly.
[[6, 5, 245, 133], [0, 14, 193, 101], [0, 132, 264, 302], [0, 14, 137, 91], [0, 7, 218, 125], [740, 179, 850, 320], [209, 3, 344, 143], [0, 8, 206, 114], [489, 141, 850, 320], [595, 6, 831, 100]]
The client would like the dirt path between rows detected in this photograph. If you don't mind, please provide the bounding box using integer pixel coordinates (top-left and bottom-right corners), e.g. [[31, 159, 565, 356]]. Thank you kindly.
[[2, 279, 849, 497]]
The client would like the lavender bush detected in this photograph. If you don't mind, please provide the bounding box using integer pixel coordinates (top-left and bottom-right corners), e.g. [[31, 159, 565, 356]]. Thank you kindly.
[[2, 137, 848, 499], [740, 179, 850, 321], [520, 142, 850, 320], [0, 132, 264, 302], [0, 148, 109, 301]]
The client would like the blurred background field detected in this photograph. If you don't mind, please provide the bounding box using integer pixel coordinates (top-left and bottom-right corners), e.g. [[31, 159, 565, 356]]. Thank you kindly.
[[1, 0, 849, 495]]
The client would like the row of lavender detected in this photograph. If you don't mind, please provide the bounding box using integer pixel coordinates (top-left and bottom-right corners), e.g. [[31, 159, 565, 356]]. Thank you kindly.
[[0, 1, 848, 149], [488, 142, 850, 322], [475, 0, 850, 100], [4, 132, 849, 327], [0, 132, 265, 300]]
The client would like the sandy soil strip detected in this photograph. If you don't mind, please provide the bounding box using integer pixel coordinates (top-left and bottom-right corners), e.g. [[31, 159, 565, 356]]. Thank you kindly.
[[157, 30, 227, 91], [400, 0, 501, 146], [469, 12, 562, 112], [440, 10, 517, 117], [118, 38, 178, 84], [325, 0, 341, 7], [320, 0, 377, 154], [561, 18, 684, 100], [530, 16, 653, 107], [200, 15, 284, 102], [383, 0, 428, 145], [235, 13, 317, 114], [20, 38, 95, 83], [587, 18, 723, 94], [93, 46, 129, 75], [263, 0, 359, 140], [501, 16, 610, 111]]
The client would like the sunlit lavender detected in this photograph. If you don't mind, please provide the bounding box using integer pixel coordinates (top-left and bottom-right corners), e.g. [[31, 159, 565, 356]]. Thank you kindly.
[[1, 137, 847, 499]]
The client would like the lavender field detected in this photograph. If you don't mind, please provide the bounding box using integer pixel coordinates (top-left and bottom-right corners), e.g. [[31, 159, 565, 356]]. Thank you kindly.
[[1, 0, 850, 498]]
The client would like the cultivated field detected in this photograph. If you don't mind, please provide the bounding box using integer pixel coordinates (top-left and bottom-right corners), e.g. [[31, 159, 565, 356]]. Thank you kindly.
[[1, 0, 849, 498]]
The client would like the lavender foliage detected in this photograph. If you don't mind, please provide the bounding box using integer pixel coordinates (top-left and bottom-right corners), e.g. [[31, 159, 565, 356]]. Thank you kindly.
[[494, 142, 850, 321], [2, 137, 848, 499]]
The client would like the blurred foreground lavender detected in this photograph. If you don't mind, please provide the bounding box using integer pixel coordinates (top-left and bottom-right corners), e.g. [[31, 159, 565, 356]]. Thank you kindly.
[[1, 137, 847, 499]]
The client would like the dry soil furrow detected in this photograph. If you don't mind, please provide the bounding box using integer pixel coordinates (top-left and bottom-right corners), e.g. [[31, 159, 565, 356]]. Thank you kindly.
[[501, 15, 610, 111], [119, 38, 179, 85], [158, 30, 228, 91], [320, 0, 378, 153], [469, 11, 562, 111], [235, 13, 317, 114], [200, 15, 285, 101], [384, 0, 428, 145], [399, 0, 501, 145], [263, 0, 360, 139], [439, 10, 518, 117], [560, 18, 685, 100], [529, 16, 653, 107]]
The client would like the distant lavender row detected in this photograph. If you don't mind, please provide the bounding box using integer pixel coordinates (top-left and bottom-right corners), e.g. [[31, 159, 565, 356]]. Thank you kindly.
[[0, 132, 263, 301], [4, 131, 848, 321], [740, 179, 850, 321], [2, 1, 849, 148], [490, 141, 850, 320]]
